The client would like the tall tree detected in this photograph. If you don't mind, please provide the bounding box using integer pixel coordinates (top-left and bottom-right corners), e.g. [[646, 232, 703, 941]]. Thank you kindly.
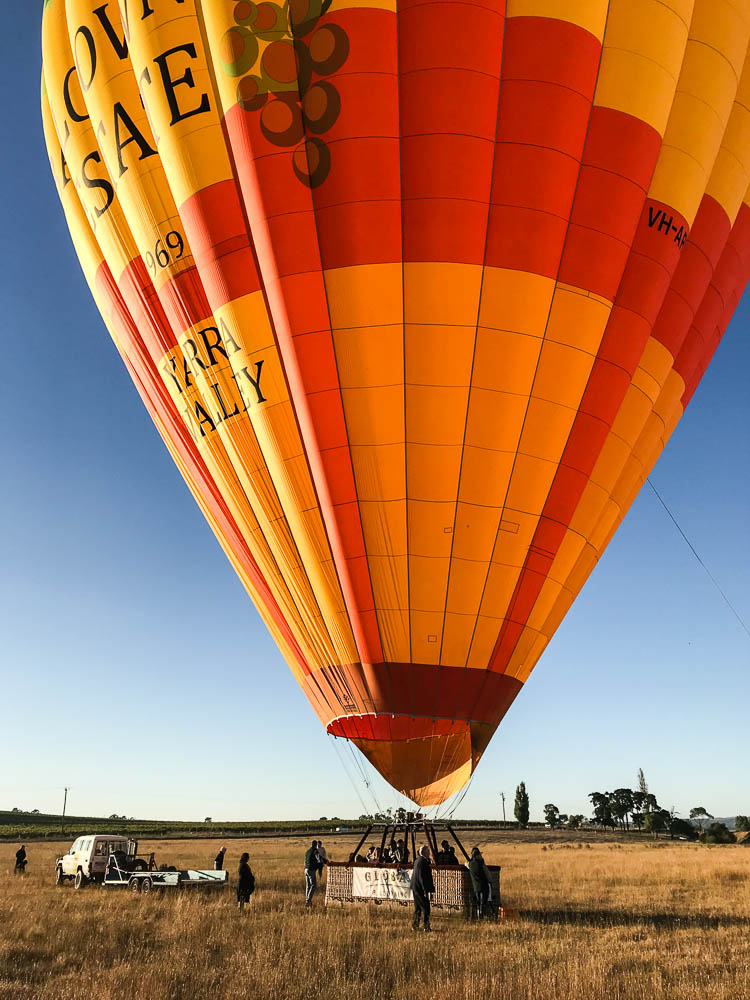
[[589, 792, 615, 831], [637, 769, 650, 811], [689, 806, 713, 831], [611, 788, 635, 831], [735, 815, 750, 832], [544, 804, 561, 829], [631, 790, 646, 831], [514, 782, 530, 829]]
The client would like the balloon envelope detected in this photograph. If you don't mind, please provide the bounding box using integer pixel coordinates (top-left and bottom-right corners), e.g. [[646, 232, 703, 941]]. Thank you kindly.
[[42, 0, 750, 803]]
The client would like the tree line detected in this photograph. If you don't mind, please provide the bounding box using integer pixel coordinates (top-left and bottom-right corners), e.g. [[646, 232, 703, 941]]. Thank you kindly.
[[513, 770, 746, 844]]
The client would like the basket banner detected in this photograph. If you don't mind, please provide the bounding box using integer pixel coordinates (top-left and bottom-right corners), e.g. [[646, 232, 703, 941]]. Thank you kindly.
[[352, 866, 413, 901]]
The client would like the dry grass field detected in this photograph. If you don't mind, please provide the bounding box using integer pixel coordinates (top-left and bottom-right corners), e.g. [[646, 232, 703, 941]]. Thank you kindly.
[[1, 833, 748, 1000]]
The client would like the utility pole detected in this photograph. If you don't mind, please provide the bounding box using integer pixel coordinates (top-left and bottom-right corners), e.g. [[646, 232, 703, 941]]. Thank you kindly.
[[61, 787, 68, 835], [500, 792, 506, 829]]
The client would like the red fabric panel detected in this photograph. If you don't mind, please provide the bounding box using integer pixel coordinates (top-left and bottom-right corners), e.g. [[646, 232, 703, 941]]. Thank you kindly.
[[398, 0, 504, 263], [680, 203, 750, 405], [179, 178, 262, 306], [653, 195, 731, 358], [485, 17, 601, 276], [559, 108, 661, 299], [316, 661, 523, 731]]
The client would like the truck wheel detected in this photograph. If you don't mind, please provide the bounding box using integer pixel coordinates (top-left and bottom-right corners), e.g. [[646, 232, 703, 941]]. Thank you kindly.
[[129, 878, 141, 893], [55, 867, 65, 886], [74, 870, 87, 890], [141, 877, 153, 895]]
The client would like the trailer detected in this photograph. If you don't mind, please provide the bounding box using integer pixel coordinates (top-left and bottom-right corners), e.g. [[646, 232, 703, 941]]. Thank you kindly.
[[102, 841, 228, 894]]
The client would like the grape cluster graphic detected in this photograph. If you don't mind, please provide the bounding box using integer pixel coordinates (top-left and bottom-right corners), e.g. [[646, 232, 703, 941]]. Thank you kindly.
[[220, 0, 349, 187]]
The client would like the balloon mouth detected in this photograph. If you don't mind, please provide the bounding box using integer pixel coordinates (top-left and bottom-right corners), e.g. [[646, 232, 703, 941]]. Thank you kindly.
[[313, 663, 522, 803], [341, 718, 496, 806]]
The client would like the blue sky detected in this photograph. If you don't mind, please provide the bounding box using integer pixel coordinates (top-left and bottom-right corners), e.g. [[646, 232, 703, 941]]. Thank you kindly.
[[1, 7, 747, 824]]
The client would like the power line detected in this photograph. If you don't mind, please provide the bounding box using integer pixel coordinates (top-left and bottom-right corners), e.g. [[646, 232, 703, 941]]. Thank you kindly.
[[647, 478, 749, 639]]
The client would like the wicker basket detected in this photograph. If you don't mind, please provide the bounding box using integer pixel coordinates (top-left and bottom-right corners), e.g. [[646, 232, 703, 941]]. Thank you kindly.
[[325, 862, 500, 918]]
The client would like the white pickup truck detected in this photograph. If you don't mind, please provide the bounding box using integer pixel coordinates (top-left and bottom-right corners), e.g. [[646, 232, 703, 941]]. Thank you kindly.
[[56, 834, 130, 888]]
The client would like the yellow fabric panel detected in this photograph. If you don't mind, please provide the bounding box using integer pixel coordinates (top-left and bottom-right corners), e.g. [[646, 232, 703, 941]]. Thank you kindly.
[[408, 500, 455, 560], [341, 386, 404, 445], [490, 511, 541, 567], [649, 0, 750, 223], [329, 264, 407, 658], [505, 454, 558, 513], [576, 437, 628, 508], [349, 445, 404, 503], [404, 263, 482, 326], [444, 559, 492, 617], [467, 615, 504, 670], [638, 336, 677, 391], [630, 366, 661, 407], [42, 8, 136, 278], [606, 384, 655, 451], [407, 385, 470, 447], [441, 613, 480, 667], [524, 576, 565, 633], [407, 325, 476, 388], [41, 83, 104, 288], [545, 285, 611, 354], [376, 608, 411, 663], [542, 524, 588, 589], [358, 497, 406, 555], [706, 54, 750, 220], [472, 331, 540, 396], [410, 610, 448, 666], [329, 0, 397, 10], [125, 0, 232, 202], [335, 325, 403, 389], [589, 497, 622, 553], [326, 263, 403, 328], [504, 626, 541, 680], [519, 397, 578, 465], [533, 341, 597, 410], [595, 0, 691, 134], [65, 0, 194, 297], [514, 633, 549, 683], [452, 503, 511, 562], [464, 392, 528, 452], [457, 447, 517, 507], [407, 444, 462, 503], [449, 276, 608, 668], [478, 268, 555, 338], [366, 553, 408, 616], [506, 0, 608, 40]]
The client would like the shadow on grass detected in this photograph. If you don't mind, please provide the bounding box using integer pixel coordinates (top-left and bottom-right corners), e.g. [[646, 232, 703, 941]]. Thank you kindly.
[[521, 908, 750, 930]]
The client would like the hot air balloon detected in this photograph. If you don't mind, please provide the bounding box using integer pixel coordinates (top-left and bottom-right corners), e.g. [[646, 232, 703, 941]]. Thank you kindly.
[[41, 0, 750, 805]]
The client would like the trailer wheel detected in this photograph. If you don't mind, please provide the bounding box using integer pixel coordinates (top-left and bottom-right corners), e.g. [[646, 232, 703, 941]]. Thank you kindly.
[[141, 877, 153, 895], [74, 870, 87, 890], [55, 866, 65, 887], [129, 878, 141, 893]]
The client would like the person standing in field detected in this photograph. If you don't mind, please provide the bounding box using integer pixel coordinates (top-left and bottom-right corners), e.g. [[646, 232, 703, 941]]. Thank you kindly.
[[14, 845, 27, 874], [409, 845, 435, 932], [467, 847, 490, 919], [304, 840, 324, 906], [316, 840, 327, 881], [236, 852, 254, 912], [214, 846, 227, 870]]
